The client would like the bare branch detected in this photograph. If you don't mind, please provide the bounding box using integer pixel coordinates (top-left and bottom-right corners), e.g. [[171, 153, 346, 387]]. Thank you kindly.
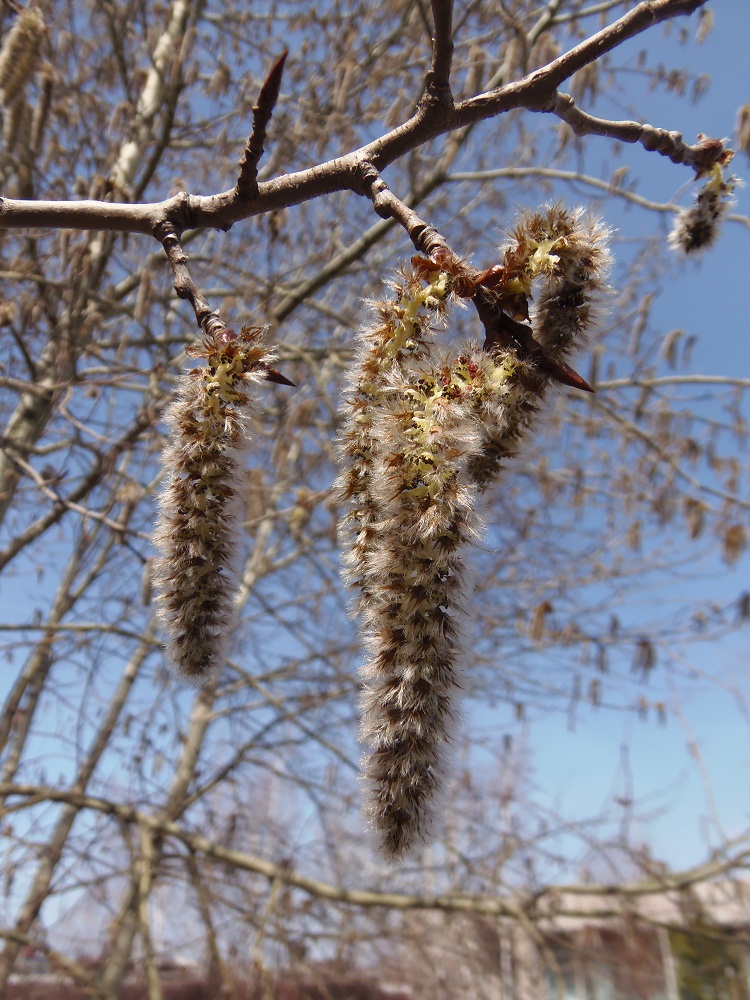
[[156, 220, 227, 340], [462, 0, 708, 114], [0, 2, 720, 242], [531, 0, 707, 98], [549, 92, 729, 171], [4, 783, 750, 917], [423, 0, 454, 108], [156, 221, 294, 385], [360, 165, 457, 259]]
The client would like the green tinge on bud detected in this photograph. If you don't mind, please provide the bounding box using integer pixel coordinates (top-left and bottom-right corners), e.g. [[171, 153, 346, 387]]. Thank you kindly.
[[0, 7, 46, 108], [153, 327, 274, 683]]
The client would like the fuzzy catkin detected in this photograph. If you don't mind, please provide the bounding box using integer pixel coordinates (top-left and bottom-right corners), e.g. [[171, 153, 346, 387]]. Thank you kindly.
[[0, 7, 45, 108], [668, 165, 735, 255], [338, 268, 451, 614], [339, 207, 611, 859], [469, 205, 611, 488], [338, 269, 460, 856], [357, 348, 523, 857], [153, 326, 274, 683], [339, 268, 524, 858]]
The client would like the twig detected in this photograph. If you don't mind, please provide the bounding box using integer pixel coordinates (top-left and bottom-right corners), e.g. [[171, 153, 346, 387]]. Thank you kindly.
[[423, 0, 454, 108], [0, 1, 719, 240], [522, 0, 705, 98], [156, 220, 226, 340], [548, 92, 728, 171], [156, 221, 294, 386], [236, 50, 288, 201], [360, 164, 458, 260]]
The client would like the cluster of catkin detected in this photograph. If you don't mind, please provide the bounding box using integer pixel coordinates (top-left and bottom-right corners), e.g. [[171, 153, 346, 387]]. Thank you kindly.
[[153, 326, 276, 683], [338, 206, 611, 859]]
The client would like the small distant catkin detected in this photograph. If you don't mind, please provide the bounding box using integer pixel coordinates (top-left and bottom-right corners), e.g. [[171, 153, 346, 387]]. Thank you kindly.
[[153, 326, 275, 683], [668, 164, 736, 255], [0, 6, 45, 108], [338, 206, 611, 859]]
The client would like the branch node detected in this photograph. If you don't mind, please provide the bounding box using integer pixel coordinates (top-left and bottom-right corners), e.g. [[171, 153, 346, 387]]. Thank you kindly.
[[421, 0, 454, 111]]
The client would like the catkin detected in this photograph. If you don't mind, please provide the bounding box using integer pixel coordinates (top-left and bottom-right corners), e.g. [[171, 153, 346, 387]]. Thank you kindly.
[[469, 205, 611, 488], [153, 326, 275, 683], [0, 7, 45, 108], [355, 346, 523, 857], [339, 206, 611, 859], [668, 165, 735, 255]]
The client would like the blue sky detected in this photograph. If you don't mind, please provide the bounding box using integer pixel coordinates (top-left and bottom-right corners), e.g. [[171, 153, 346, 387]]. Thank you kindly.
[[511, 1, 750, 874]]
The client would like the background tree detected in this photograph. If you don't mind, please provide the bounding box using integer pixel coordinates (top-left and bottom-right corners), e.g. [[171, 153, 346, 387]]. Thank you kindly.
[[0, 1, 748, 997]]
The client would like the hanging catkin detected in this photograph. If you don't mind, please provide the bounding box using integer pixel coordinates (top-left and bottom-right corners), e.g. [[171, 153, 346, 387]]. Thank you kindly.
[[338, 205, 611, 858]]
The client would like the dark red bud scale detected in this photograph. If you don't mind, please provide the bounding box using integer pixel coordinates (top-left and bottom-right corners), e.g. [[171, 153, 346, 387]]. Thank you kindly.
[[214, 328, 238, 346], [264, 366, 296, 387]]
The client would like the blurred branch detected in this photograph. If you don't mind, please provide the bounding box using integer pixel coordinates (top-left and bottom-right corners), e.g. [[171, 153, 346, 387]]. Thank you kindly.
[[594, 394, 750, 510], [4, 783, 750, 917], [0, 929, 112, 999]]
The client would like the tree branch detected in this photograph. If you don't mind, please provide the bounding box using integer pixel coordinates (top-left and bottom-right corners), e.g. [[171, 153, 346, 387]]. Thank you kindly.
[[3, 782, 750, 918], [360, 164, 457, 259], [548, 92, 728, 171], [155, 220, 294, 384], [422, 0, 454, 108], [156, 220, 227, 340], [0, 0, 720, 241]]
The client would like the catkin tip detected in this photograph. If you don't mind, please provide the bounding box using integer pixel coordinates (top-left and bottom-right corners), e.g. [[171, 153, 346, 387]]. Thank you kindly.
[[0, 7, 46, 108]]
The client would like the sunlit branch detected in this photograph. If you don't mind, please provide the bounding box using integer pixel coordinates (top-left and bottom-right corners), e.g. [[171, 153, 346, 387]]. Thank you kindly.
[[597, 375, 750, 390], [156, 220, 228, 340], [423, 0, 454, 107], [548, 92, 727, 171], [0, 1, 721, 243], [360, 165, 458, 259]]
